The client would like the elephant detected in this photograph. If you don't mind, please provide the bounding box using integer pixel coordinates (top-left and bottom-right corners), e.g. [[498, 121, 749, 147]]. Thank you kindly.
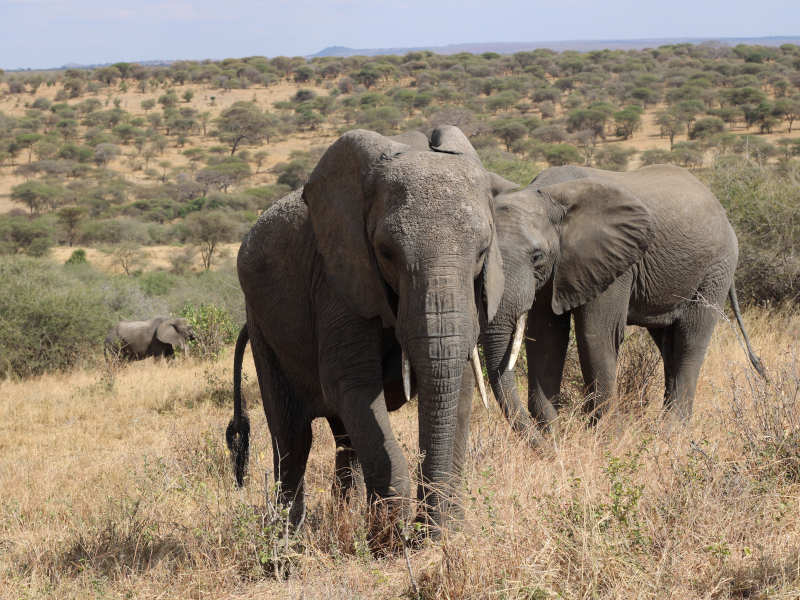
[[225, 127, 505, 533], [104, 317, 196, 361], [479, 164, 766, 432]]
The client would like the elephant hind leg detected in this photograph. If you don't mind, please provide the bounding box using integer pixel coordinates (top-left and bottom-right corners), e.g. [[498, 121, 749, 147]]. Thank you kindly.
[[658, 304, 719, 421], [249, 325, 312, 528]]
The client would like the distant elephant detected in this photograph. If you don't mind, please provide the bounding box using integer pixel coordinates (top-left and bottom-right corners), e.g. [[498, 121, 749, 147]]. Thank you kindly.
[[480, 164, 766, 431], [104, 317, 195, 361], [226, 127, 504, 532]]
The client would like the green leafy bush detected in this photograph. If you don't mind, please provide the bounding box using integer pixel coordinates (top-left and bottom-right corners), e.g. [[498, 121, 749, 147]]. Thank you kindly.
[[0, 215, 53, 256], [478, 148, 540, 186], [64, 248, 87, 265], [702, 156, 800, 304], [181, 302, 238, 359], [0, 257, 111, 377]]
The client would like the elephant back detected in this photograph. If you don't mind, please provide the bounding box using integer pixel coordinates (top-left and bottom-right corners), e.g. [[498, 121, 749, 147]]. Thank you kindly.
[[609, 165, 738, 315]]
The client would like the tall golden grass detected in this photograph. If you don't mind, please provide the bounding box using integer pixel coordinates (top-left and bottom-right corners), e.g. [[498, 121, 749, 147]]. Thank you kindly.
[[1, 306, 798, 599]]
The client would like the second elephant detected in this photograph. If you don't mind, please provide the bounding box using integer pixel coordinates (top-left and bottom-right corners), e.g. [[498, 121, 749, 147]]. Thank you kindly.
[[105, 317, 195, 361], [481, 164, 765, 431]]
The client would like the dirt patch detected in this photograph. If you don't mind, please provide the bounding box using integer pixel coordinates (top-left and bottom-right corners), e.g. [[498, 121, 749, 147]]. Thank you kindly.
[[49, 242, 240, 273]]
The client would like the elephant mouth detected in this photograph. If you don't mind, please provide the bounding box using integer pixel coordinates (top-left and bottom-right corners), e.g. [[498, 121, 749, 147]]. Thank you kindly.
[[400, 345, 488, 409]]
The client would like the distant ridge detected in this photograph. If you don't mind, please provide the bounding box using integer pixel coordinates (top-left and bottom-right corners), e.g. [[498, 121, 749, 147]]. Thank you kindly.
[[310, 36, 800, 58], [8, 35, 799, 71]]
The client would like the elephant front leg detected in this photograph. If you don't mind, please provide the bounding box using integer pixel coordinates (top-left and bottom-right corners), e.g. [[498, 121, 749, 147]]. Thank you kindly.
[[482, 329, 534, 434], [317, 303, 411, 512], [573, 287, 629, 422], [526, 294, 571, 428]]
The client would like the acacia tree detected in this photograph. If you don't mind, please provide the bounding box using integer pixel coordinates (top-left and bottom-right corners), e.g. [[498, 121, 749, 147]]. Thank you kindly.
[[773, 96, 800, 133], [215, 102, 272, 155], [656, 110, 685, 150], [185, 210, 237, 270], [11, 181, 61, 215], [613, 105, 643, 140], [57, 206, 86, 247], [491, 118, 527, 151]]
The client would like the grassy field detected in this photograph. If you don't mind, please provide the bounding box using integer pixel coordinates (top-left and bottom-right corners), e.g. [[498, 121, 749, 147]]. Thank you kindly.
[[1, 305, 797, 599]]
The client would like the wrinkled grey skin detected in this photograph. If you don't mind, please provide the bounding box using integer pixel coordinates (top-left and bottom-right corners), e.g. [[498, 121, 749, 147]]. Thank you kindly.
[[481, 164, 766, 431], [104, 317, 195, 361], [227, 128, 505, 533]]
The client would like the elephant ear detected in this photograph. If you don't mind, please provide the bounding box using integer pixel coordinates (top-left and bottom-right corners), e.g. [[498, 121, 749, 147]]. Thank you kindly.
[[156, 319, 184, 347], [303, 129, 407, 326], [429, 125, 481, 163], [542, 178, 654, 315]]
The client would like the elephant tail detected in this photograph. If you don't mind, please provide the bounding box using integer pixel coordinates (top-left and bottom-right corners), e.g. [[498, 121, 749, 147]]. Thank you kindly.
[[728, 282, 767, 380], [226, 324, 251, 487]]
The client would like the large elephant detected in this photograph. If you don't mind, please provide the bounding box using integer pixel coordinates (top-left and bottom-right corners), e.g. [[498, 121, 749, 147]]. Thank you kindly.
[[480, 164, 766, 431], [104, 317, 195, 361], [226, 128, 505, 532]]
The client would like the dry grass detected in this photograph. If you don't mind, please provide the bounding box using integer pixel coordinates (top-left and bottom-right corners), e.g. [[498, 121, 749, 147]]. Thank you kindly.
[[2, 306, 798, 598], [49, 242, 240, 273]]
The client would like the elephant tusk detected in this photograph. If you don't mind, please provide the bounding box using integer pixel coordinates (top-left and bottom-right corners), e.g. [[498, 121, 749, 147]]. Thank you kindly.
[[505, 313, 527, 372], [471, 346, 489, 410], [402, 348, 411, 403]]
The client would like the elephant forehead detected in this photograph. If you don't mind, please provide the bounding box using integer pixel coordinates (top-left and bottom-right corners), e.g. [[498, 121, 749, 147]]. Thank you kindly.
[[375, 154, 489, 202]]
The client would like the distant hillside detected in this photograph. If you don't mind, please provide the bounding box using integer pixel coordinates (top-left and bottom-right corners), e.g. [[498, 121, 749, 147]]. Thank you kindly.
[[311, 36, 800, 57]]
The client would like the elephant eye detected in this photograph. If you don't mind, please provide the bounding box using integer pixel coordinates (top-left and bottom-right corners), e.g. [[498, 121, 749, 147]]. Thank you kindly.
[[530, 249, 545, 265], [379, 244, 394, 262]]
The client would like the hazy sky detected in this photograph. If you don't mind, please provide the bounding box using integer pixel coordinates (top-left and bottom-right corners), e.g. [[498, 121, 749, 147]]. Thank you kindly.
[[1, 0, 798, 70]]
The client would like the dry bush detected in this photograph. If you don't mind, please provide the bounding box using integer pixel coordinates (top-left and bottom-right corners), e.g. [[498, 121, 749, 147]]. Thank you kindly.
[[615, 328, 663, 412]]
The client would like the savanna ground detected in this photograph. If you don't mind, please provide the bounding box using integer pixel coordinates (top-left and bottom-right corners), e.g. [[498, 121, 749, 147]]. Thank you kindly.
[[2, 305, 798, 599]]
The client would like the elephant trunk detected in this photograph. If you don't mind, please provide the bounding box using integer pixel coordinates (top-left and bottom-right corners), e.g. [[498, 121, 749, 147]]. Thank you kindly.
[[482, 326, 534, 434], [401, 263, 477, 531]]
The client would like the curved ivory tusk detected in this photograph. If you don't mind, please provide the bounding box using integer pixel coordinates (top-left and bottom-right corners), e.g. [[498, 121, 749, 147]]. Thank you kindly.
[[505, 313, 527, 372], [402, 348, 411, 403], [471, 346, 489, 410]]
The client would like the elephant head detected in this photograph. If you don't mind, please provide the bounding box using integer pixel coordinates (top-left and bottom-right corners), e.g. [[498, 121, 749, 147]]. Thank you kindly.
[[155, 317, 195, 353], [302, 128, 504, 526], [481, 168, 654, 429]]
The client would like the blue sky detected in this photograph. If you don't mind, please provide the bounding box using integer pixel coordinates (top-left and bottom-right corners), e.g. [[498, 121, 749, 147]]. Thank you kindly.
[[1, 0, 798, 70]]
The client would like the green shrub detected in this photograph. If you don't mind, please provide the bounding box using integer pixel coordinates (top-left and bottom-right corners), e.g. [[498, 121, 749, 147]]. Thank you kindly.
[[544, 143, 582, 167], [0, 215, 53, 256], [478, 148, 540, 186], [640, 149, 673, 166], [64, 249, 87, 265], [702, 156, 800, 304], [0, 257, 111, 377], [594, 146, 635, 171], [137, 270, 176, 296], [689, 116, 725, 140], [180, 302, 238, 359]]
